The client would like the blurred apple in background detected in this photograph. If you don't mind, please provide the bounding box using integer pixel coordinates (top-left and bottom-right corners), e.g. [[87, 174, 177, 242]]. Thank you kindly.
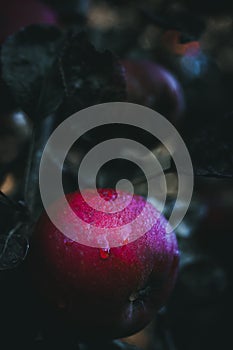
[[121, 59, 185, 127], [0, 0, 58, 42]]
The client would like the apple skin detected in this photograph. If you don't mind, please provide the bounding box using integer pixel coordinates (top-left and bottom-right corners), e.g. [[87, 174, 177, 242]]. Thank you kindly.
[[0, 0, 58, 42], [121, 59, 185, 126], [28, 189, 179, 340]]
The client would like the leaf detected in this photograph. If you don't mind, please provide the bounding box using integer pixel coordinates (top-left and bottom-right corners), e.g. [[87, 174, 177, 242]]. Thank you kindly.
[[0, 227, 29, 270], [189, 112, 233, 178], [0, 192, 30, 270], [1, 27, 126, 122], [57, 31, 126, 119], [1, 25, 64, 119]]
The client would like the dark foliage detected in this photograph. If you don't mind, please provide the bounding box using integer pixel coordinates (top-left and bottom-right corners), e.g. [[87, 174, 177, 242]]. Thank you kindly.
[[0, 191, 29, 269], [0, 1, 232, 349], [1, 25, 126, 121], [1, 25, 64, 119], [0, 23, 127, 271], [189, 112, 233, 178], [57, 30, 126, 120]]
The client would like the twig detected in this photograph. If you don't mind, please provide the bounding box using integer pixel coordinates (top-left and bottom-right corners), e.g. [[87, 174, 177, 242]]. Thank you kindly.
[[23, 114, 55, 222], [195, 171, 233, 179]]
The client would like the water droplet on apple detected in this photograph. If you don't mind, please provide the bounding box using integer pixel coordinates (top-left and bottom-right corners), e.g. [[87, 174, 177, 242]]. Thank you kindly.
[[64, 238, 74, 246], [123, 238, 129, 245], [99, 248, 110, 259]]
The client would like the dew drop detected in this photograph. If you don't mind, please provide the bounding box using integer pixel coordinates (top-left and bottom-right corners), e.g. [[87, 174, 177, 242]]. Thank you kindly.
[[64, 238, 74, 247], [99, 248, 110, 259], [123, 238, 129, 245]]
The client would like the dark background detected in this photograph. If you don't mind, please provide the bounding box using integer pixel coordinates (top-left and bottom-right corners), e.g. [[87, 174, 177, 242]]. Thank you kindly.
[[0, 1, 233, 349]]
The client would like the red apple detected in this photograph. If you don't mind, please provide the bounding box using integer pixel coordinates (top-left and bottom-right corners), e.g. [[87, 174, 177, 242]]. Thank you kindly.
[[0, 0, 58, 42], [28, 189, 179, 340], [121, 59, 185, 126]]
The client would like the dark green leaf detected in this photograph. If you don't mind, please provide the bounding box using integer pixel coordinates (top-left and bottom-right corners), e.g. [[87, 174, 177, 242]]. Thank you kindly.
[[57, 31, 126, 120], [1, 25, 64, 119], [189, 112, 233, 178], [0, 230, 29, 270], [0, 192, 30, 270]]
